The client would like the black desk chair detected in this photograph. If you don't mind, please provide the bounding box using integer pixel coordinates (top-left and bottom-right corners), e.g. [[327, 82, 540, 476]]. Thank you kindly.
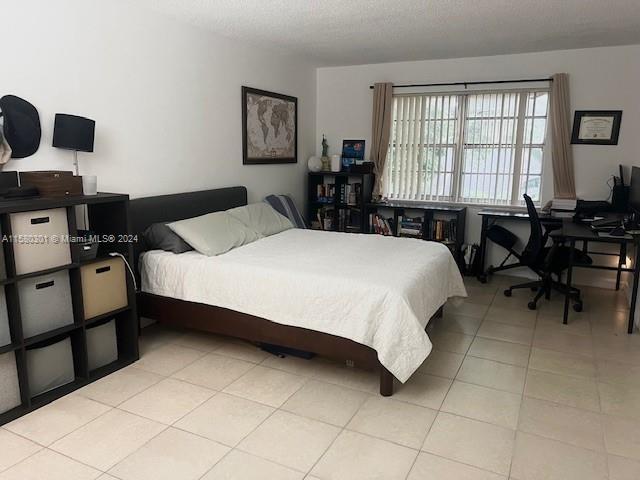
[[504, 194, 592, 311]]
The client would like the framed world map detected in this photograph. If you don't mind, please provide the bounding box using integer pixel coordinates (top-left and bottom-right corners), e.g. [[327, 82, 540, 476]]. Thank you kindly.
[[242, 86, 297, 164]]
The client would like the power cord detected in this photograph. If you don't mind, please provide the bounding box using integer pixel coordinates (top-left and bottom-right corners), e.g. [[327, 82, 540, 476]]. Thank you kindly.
[[108, 252, 137, 291]]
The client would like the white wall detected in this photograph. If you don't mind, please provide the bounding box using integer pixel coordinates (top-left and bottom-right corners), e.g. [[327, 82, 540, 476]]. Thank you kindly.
[[316, 45, 640, 288], [1, 0, 316, 206]]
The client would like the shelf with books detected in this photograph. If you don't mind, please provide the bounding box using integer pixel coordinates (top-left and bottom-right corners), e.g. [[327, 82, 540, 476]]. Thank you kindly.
[[364, 202, 466, 269], [307, 172, 374, 233]]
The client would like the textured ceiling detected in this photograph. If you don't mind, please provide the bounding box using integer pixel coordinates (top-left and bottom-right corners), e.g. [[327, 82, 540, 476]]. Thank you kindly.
[[138, 0, 640, 65]]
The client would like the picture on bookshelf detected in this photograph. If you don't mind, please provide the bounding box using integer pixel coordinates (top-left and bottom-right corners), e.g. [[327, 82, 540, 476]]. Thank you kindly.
[[341, 139, 365, 171]]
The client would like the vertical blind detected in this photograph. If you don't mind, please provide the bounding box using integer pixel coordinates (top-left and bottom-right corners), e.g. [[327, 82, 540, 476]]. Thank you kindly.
[[384, 89, 549, 205]]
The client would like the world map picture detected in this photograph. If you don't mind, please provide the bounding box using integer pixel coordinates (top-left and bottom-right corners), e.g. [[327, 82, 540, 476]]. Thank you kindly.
[[242, 87, 297, 164]]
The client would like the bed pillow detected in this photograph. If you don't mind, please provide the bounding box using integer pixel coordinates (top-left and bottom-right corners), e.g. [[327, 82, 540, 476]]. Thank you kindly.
[[227, 202, 293, 237], [143, 223, 194, 254], [167, 211, 260, 256], [264, 194, 307, 228]]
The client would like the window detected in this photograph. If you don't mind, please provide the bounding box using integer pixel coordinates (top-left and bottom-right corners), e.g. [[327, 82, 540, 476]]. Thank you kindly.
[[384, 89, 549, 205]]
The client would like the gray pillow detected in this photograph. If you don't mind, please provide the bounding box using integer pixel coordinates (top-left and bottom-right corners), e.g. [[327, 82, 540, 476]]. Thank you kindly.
[[227, 203, 293, 237], [167, 211, 261, 256], [143, 223, 193, 254]]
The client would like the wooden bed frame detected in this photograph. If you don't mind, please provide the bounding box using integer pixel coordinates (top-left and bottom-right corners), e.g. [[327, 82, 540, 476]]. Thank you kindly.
[[130, 186, 444, 396]]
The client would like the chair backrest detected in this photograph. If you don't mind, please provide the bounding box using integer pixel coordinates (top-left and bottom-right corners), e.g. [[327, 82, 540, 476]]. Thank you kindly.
[[521, 194, 544, 265]]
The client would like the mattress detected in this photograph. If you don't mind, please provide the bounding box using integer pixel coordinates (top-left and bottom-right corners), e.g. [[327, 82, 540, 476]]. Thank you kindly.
[[140, 228, 467, 382]]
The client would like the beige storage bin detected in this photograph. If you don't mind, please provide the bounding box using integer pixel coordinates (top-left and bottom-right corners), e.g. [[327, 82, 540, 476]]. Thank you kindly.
[[10, 208, 71, 275], [19, 270, 74, 339], [86, 319, 118, 371], [0, 352, 20, 413], [81, 258, 128, 320], [0, 288, 10, 347], [26, 337, 75, 396]]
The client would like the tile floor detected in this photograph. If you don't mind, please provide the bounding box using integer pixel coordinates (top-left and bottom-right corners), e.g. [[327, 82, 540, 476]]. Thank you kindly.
[[2, 275, 640, 479]]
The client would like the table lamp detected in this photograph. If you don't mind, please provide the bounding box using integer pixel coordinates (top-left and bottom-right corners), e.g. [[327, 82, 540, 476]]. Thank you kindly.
[[52, 114, 95, 176]]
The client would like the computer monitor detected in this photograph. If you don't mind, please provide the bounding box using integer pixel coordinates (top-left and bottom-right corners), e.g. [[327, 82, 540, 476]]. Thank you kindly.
[[630, 166, 640, 215]]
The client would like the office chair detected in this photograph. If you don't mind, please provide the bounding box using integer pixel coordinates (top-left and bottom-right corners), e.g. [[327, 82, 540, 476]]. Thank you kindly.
[[503, 194, 592, 311], [486, 225, 523, 275]]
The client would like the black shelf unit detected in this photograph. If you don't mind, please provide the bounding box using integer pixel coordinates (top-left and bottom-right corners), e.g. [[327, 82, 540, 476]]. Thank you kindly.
[[0, 193, 139, 426], [307, 172, 374, 233], [364, 201, 467, 266]]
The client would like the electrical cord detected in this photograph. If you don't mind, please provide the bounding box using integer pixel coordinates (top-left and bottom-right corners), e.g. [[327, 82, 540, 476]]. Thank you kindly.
[[108, 252, 137, 291]]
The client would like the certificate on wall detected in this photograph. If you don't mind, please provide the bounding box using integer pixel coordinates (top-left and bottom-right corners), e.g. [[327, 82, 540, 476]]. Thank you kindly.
[[571, 110, 622, 145]]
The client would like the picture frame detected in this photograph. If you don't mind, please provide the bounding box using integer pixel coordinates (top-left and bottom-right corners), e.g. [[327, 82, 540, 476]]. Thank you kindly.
[[242, 86, 297, 164], [571, 110, 622, 145], [341, 139, 365, 171]]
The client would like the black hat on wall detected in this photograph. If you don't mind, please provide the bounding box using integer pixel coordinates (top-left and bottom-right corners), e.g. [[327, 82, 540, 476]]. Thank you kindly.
[[0, 95, 41, 158]]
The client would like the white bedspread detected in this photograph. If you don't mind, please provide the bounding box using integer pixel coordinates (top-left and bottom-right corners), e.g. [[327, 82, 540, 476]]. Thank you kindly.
[[140, 229, 466, 382]]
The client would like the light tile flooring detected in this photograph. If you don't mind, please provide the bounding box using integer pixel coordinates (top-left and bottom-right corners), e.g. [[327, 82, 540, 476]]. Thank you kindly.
[[2, 275, 640, 479]]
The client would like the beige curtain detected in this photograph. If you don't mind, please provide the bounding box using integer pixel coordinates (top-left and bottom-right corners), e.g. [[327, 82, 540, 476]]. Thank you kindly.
[[370, 82, 393, 197], [549, 73, 576, 199]]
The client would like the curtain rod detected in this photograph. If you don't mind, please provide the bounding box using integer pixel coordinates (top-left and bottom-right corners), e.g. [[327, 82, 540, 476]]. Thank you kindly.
[[368, 77, 553, 89]]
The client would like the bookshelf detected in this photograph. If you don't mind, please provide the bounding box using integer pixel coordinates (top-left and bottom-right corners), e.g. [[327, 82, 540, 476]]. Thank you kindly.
[[307, 172, 374, 233], [0, 194, 138, 426], [364, 202, 466, 267]]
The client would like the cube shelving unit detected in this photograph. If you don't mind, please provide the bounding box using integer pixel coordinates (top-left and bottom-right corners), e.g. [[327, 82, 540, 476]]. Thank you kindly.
[[0, 193, 139, 426]]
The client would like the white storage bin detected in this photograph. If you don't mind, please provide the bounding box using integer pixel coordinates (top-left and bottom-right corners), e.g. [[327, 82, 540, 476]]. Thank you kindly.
[[0, 352, 21, 413], [0, 288, 10, 347], [10, 208, 71, 275], [26, 337, 75, 396], [19, 270, 74, 339], [86, 319, 118, 371]]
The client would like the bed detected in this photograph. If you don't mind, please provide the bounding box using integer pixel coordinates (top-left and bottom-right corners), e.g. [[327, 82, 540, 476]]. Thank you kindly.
[[131, 186, 467, 395]]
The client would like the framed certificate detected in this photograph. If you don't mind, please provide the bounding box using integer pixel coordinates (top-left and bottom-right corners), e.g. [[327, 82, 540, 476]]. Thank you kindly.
[[571, 110, 622, 145]]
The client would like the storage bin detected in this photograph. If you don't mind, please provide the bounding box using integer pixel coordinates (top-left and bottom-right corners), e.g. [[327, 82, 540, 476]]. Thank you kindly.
[[0, 352, 21, 413], [0, 288, 10, 347], [26, 337, 75, 396], [81, 258, 128, 320], [19, 270, 74, 339], [10, 208, 72, 275], [86, 319, 118, 371]]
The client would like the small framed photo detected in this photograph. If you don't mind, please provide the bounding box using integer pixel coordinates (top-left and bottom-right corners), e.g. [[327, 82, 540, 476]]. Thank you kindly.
[[571, 110, 622, 145], [341, 139, 365, 171]]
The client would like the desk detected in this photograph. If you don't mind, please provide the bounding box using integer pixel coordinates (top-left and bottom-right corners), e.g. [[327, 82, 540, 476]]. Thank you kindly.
[[550, 220, 639, 334], [477, 209, 560, 282]]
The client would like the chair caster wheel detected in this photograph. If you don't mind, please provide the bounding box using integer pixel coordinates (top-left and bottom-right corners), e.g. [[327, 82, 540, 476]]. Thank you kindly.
[[573, 302, 583, 312], [504, 289, 512, 297], [527, 301, 537, 310], [478, 275, 488, 284]]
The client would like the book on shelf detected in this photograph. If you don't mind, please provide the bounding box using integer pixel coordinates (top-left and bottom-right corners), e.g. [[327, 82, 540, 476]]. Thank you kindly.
[[425, 218, 457, 242], [315, 182, 336, 203], [397, 215, 424, 238], [315, 207, 334, 230], [337, 182, 362, 205], [369, 213, 394, 236]]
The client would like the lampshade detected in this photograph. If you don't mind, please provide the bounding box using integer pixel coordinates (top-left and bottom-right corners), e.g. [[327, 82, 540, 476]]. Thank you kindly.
[[52, 114, 95, 152]]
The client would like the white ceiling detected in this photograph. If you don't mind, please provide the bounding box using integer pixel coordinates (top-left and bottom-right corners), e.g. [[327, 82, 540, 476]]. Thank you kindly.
[[139, 0, 640, 65]]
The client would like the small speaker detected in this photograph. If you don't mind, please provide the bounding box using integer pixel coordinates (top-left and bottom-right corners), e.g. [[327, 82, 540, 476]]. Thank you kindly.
[[52, 114, 95, 152]]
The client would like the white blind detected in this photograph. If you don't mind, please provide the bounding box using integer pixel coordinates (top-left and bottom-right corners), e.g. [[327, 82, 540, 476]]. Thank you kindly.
[[384, 88, 549, 205]]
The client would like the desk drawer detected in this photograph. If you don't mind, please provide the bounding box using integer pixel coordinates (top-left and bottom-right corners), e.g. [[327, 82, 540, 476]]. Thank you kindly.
[[0, 352, 20, 414], [81, 258, 128, 320], [26, 336, 75, 397], [10, 208, 71, 275], [19, 270, 74, 339]]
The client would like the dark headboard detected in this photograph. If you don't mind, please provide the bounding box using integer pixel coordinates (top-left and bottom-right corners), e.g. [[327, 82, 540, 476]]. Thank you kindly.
[[130, 186, 248, 274]]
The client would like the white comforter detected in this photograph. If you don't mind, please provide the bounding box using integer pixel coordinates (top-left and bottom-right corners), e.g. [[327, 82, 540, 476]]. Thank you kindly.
[[140, 228, 466, 382]]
